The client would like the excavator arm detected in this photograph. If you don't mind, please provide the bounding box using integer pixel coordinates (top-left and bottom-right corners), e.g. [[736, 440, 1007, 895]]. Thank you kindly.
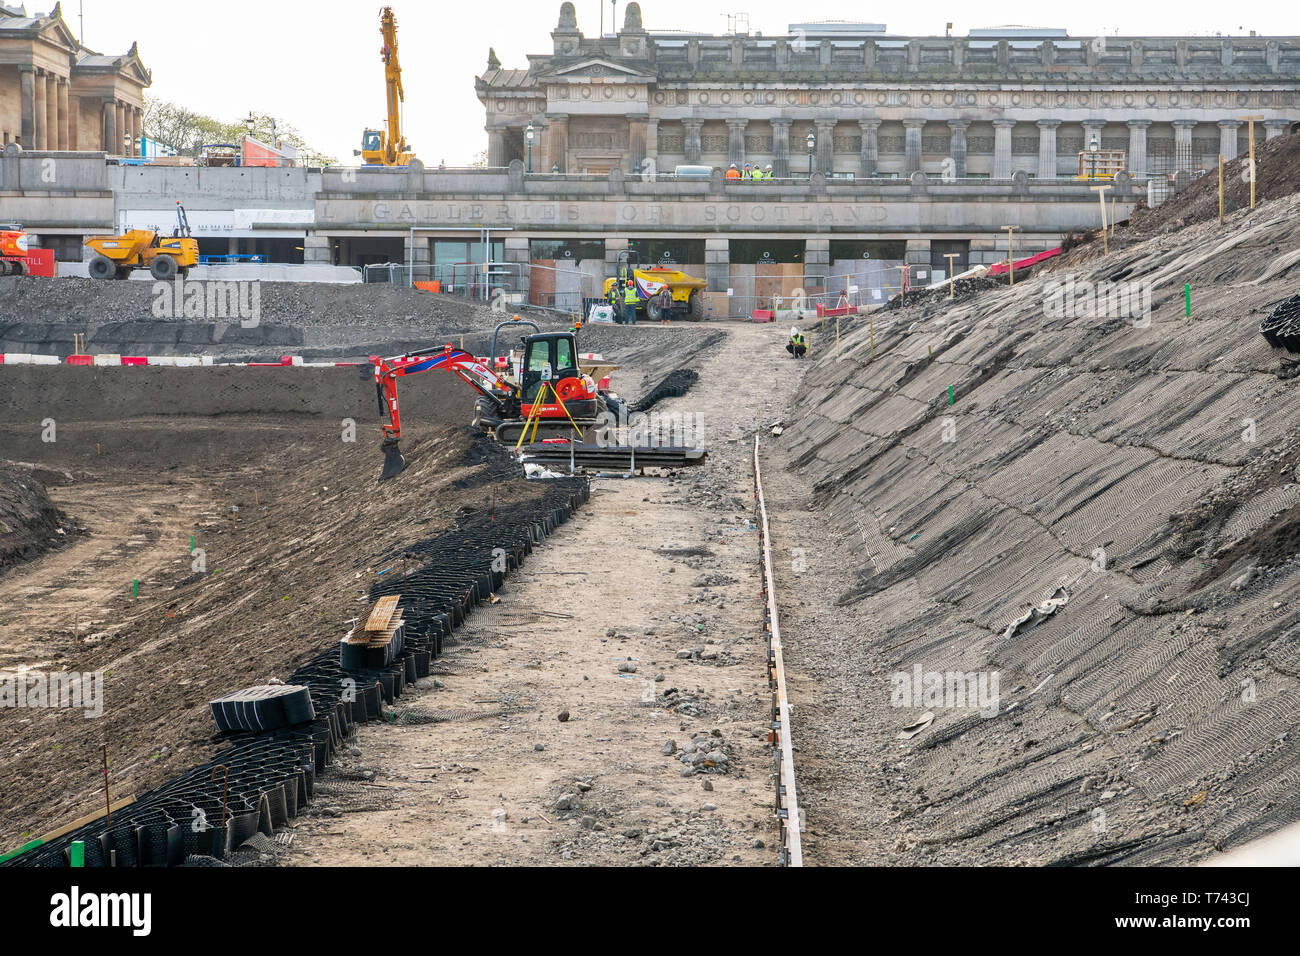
[[370, 345, 517, 479]]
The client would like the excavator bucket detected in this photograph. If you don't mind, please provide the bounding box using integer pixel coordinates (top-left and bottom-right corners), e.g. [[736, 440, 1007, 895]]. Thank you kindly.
[[380, 439, 406, 481]]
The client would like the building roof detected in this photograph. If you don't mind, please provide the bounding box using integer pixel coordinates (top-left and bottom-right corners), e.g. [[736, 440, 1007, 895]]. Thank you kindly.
[[0, 2, 150, 83], [479, 68, 536, 89]]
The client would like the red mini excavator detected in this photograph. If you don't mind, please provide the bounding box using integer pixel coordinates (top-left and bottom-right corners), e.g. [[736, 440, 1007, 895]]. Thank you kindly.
[[370, 322, 604, 480]]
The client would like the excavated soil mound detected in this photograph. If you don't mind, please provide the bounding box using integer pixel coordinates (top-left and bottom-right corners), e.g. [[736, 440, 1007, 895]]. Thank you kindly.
[[0, 276, 481, 326], [0, 468, 68, 571], [1128, 129, 1300, 238]]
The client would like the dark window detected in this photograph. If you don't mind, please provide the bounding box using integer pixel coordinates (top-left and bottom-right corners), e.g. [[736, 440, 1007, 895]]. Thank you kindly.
[[529, 239, 605, 261], [930, 240, 970, 277], [627, 239, 705, 265], [829, 240, 906, 261], [729, 239, 805, 264]]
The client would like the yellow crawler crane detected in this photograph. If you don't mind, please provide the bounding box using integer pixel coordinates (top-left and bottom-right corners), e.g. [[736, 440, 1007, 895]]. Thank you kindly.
[[359, 7, 415, 167]]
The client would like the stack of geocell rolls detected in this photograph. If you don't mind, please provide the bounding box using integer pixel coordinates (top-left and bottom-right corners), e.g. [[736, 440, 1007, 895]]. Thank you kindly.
[[341, 594, 406, 670], [208, 683, 317, 733]]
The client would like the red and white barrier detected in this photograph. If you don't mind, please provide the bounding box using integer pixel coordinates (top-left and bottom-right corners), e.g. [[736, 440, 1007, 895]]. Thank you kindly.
[[1, 352, 364, 369]]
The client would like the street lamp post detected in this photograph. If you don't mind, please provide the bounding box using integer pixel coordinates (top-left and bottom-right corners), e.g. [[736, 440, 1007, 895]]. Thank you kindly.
[[525, 123, 535, 174], [1089, 135, 1099, 181], [806, 128, 815, 179]]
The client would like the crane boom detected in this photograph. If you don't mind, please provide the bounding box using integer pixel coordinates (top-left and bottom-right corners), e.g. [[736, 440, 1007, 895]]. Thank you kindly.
[[359, 6, 415, 167], [379, 6, 406, 165]]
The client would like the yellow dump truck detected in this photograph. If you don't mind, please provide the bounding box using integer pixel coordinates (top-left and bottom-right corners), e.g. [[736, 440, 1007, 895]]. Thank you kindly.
[[603, 263, 708, 321], [84, 202, 199, 280]]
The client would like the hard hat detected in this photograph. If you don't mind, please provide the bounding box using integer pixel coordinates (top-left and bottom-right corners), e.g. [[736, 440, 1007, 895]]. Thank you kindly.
[[766, 165, 773, 170], [729, 163, 737, 168], [791, 327, 800, 335]]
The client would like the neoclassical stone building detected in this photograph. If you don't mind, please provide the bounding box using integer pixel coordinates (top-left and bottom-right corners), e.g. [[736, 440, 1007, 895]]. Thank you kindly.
[[0, 2, 150, 153], [478, 2, 1299, 180]]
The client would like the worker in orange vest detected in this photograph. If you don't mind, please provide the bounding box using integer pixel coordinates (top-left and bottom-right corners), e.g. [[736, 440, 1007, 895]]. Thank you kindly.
[[725, 164, 741, 180]]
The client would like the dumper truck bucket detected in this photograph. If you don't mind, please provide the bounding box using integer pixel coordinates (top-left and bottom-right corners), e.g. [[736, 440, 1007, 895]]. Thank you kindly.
[[380, 439, 407, 481]]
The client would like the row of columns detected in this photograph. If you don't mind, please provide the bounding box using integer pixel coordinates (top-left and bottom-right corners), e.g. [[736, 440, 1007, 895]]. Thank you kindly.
[[20, 69, 72, 151], [17, 67, 141, 154], [100, 98, 143, 157], [491, 115, 1292, 178], [706, 117, 1291, 179]]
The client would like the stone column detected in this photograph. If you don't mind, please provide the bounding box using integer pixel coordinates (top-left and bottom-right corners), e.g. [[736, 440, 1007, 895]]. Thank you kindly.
[[404, 233, 431, 280], [1082, 118, 1105, 156], [67, 93, 79, 151], [1217, 120, 1241, 160], [628, 115, 648, 173], [855, 119, 880, 178], [903, 119, 924, 174], [858, 119, 880, 178], [992, 119, 1014, 179], [683, 120, 702, 165], [704, 237, 729, 298], [57, 78, 70, 151], [303, 235, 332, 265], [19, 69, 35, 148], [134, 108, 143, 157], [645, 117, 659, 170], [1035, 119, 1059, 179], [815, 119, 835, 176], [33, 72, 47, 149], [503, 235, 531, 304], [118, 102, 130, 154], [1127, 120, 1150, 177], [45, 74, 59, 150], [771, 119, 791, 178], [547, 114, 568, 172], [1265, 120, 1289, 140], [805, 238, 830, 288], [947, 120, 968, 178], [727, 118, 748, 168], [1172, 119, 1196, 172], [102, 98, 117, 153]]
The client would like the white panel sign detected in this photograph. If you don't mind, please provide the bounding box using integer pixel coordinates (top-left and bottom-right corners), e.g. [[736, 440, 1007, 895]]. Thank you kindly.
[[117, 209, 313, 238]]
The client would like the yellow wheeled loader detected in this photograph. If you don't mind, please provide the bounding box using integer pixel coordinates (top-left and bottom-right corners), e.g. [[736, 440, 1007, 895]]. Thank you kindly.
[[84, 201, 200, 280]]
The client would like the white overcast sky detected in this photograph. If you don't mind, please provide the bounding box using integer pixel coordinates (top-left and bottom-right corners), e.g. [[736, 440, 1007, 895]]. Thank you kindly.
[[68, 0, 1295, 164]]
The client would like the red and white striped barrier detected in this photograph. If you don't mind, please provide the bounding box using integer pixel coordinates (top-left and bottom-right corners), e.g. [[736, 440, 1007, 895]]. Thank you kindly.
[[1, 353, 364, 368], [1, 353, 61, 365]]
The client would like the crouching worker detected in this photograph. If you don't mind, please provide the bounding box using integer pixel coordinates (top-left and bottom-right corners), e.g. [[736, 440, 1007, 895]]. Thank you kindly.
[[786, 327, 807, 359]]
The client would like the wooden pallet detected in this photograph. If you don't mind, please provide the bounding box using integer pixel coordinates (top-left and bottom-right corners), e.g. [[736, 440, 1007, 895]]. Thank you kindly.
[[364, 595, 401, 633]]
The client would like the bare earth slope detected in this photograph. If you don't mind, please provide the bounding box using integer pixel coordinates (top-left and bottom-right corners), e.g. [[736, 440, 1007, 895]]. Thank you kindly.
[[768, 191, 1300, 865]]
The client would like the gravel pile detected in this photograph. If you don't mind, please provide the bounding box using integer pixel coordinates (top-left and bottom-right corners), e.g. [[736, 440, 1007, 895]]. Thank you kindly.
[[0, 277, 549, 335]]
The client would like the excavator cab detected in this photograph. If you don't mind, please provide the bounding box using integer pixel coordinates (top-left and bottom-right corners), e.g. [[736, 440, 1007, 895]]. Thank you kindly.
[[520, 333, 579, 404]]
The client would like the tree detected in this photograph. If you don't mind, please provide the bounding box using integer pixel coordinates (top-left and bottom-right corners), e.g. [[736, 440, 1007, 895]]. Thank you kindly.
[[141, 97, 226, 154], [142, 97, 337, 166]]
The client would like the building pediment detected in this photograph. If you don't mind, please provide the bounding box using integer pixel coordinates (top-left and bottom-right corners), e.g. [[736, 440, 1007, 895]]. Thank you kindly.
[[75, 43, 151, 85], [39, 10, 78, 49], [0, 10, 76, 49], [541, 59, 653, 82]]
